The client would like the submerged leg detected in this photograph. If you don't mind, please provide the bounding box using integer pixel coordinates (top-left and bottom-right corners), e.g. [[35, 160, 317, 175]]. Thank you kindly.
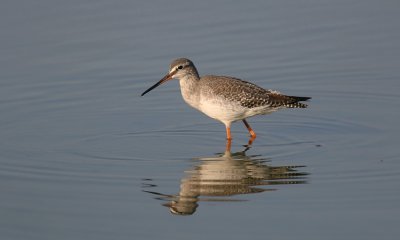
[[242, 119, 257, 138]]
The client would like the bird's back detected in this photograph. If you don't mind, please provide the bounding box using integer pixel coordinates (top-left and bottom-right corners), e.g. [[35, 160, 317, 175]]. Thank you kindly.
[[199, 75, 310, 109]]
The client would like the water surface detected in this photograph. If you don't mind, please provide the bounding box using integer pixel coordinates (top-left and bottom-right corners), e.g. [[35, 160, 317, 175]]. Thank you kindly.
[[1, 0, 399, 239]]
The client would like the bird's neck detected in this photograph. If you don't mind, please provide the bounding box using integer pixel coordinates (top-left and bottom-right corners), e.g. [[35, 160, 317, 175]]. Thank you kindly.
[[179, 74, 200, 109]]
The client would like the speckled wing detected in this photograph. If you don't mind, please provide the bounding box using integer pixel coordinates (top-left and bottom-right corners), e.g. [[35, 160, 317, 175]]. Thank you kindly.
[[201, 75, 310, 109]]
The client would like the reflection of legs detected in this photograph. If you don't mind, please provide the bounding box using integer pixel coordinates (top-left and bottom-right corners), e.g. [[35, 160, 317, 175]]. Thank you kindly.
[[242, 119, 257, 138]]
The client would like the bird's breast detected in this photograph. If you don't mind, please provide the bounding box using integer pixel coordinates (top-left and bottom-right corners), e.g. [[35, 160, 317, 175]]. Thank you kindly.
[[179, 77, 200, 109]]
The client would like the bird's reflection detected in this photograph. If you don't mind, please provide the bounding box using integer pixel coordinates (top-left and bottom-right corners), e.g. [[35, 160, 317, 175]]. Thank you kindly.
[[143, 139, 308, 215]]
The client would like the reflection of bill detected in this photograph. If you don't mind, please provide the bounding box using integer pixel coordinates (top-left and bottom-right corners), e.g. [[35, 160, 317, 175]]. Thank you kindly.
[[143, 143, 308, 215]]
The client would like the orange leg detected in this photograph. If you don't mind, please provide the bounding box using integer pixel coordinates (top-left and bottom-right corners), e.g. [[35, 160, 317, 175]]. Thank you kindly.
[[226, 126, 232, 140], [242, 119, 257, 138], [225, 126, 232, 152], [225, 138, 232, 152], [247, 135, 256, 146]]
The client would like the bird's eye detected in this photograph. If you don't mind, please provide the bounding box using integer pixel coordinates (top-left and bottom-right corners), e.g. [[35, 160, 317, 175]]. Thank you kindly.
[[177, 65, 183, 70]]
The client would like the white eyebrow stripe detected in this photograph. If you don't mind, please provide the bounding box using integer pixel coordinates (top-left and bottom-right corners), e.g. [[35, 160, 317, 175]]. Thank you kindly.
[[169, 63, 188, 74]]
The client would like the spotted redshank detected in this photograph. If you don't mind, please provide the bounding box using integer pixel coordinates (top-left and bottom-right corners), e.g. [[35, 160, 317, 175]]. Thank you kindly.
[[141, 58, 310, 140]]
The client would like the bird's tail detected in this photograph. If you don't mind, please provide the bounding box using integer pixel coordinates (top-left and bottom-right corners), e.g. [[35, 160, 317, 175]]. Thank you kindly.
[[284, 96, 311, 108], [263, 93, 312, 108]]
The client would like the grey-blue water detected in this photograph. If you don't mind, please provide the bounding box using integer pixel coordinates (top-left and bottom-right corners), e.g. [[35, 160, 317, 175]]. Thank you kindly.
[[1, 0, 399, 239]]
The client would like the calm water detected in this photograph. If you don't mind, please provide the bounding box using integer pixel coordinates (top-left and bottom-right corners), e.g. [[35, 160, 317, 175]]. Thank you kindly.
[[1, 0, 400, 239]]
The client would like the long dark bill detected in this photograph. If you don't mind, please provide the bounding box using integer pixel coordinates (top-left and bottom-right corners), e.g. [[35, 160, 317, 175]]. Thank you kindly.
[[141, 72, 175, 96]]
